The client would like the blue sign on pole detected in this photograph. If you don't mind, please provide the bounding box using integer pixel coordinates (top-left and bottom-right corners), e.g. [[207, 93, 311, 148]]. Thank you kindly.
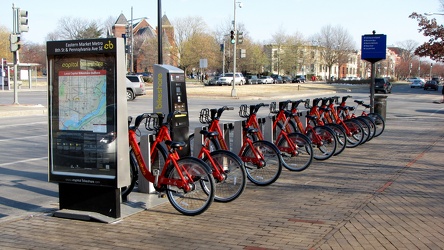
[[361, 34, 387, 63]]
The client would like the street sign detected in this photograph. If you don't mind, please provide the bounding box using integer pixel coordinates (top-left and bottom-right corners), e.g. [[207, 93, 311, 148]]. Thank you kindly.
[[199, 58, 208, 68], [361, 34, 387, 63]]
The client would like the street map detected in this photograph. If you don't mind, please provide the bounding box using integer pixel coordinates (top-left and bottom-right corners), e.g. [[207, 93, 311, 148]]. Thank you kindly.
[[58, 70, 107, 133]]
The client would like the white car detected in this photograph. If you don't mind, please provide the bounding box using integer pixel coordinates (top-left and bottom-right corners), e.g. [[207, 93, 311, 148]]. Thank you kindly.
[[410, 79, 424, 88], [216, 73, 245, 86], [257, 76, 274, 84]]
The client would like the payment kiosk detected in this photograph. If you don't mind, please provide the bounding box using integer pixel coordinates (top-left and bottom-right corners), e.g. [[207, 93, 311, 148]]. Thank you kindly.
[[47, 38, 129, 220], [153, 64, 190, 156]]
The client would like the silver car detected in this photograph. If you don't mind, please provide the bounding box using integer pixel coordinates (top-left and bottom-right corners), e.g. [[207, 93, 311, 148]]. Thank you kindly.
[[126, 75, 147, 100]]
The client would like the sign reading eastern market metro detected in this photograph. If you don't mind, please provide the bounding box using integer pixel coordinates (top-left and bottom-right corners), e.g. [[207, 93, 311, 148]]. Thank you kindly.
[[47, 38, 117, 55], [361, 34, 387, 63]]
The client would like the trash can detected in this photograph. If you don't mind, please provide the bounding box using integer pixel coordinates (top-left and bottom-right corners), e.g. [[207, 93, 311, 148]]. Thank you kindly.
[[374, 95, 387, 121]]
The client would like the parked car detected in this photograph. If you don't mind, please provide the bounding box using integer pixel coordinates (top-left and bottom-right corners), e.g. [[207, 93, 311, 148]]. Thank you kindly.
[[271, 75, 284, 84], [246, 75, 259, 84], [292, 75, 306, 83], [374, 77, 392, 94], [423, 80, 439, 91], [431, 77, 440, 84], [407, 77, 426, 84], [282, 76, 292, 83], [216, 73, 245, 86], [257, 76, 274, 84], [207, 76, 219, 86], [410, 79, 424, 88], [126, 75, 147, 101]]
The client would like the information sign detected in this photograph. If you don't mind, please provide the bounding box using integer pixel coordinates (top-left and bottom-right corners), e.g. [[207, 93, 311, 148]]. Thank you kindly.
[[361, 34, 387, 62]]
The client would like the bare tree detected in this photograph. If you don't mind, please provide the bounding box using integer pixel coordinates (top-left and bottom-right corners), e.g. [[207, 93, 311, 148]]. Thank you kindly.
[[269, 26, 288, 75], [316, 25, 355, 80], [0, 25, 13, 62], [54, 17, 104, 40], [396, 40, 419, 61]]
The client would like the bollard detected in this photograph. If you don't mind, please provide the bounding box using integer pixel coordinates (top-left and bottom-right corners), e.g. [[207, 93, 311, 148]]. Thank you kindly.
[[374, 95, 387, 121]]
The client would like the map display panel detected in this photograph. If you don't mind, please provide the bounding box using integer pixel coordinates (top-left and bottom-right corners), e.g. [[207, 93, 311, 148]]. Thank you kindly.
[[58, 70, 107, 132]]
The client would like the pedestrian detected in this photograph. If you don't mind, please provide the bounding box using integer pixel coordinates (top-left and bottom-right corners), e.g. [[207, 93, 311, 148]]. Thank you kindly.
[[441, 84, 444, 103]]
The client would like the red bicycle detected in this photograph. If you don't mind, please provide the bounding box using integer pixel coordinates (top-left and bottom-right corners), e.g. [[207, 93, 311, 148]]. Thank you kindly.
[[190, 105, 282, 186], [123, 112, 215, 216]]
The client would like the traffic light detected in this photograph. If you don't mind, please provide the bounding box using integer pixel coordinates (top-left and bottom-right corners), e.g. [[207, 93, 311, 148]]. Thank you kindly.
[[18, 9, 29, 33], [237, 31, 243, 44], [220, 43, 224, 52], [230, 30, 235, 44], [9, 34, 21, 52]]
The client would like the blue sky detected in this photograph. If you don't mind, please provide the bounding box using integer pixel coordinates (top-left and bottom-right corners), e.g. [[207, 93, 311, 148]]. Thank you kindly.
[[1, 0, 442, 48]]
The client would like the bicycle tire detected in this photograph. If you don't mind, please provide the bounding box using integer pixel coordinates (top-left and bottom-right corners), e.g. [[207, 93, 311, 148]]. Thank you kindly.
[[359, 116, 376, 142], [326, 123, 347, 156], [121, 149, 139, 199], [354, 117, 371, 144], [241, 140, 282, 186], [306, 126, 337, 161], [367, 113, 385, 137], [204, 150, 247, 202], [343, 119, 364, 148], [276, 132, 313, 172], [165, 156, 215, 216]]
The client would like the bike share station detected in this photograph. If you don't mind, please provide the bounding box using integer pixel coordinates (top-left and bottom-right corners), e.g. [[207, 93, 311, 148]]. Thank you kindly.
[[47, 38, 132, 222]]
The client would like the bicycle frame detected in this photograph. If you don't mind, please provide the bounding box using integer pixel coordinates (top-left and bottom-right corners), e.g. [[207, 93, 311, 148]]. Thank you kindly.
[[197, 134, 226, 182], [129, 115, 192, 192]]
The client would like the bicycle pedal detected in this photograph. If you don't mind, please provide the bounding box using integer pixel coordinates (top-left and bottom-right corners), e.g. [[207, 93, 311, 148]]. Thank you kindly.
[[158, 192, 166, 198]]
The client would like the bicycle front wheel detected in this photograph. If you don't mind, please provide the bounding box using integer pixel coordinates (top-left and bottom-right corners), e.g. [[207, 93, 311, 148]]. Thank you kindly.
[[165, 157, 215, 216], [307, 126, 337, 161], [241, 140, 282, 186], [343, 119, 364, 148], [121, 149, 139, 199], [205, 150, 247, 202], [276, 132, 313, 172], [367, 113, 385, 137], [326, 123, 347, 156]]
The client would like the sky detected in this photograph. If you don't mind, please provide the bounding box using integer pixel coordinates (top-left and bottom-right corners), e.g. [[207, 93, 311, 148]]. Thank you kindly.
[[1, 0, 442, 48]]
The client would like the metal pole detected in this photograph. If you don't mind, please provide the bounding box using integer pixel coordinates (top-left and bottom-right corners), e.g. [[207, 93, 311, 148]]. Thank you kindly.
[[157, 0, 163, 64], [130, 6, 134, 73], [370, 62, 376, 113], [231, 0, 237, 97], [12, 5, 19, 104], [222, 40, 225, 75]]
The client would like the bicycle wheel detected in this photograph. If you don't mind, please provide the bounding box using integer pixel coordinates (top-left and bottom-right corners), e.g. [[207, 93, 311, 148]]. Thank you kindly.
[[241, 140, 282, 186], [165, 157, 215, 216], [204, 150, 246, 202], [276, 132, 313, 172], [306, 126, 337, 161], [353, 117, 371, 144], [121, 149, 139, 199], [360, 116, 376, 141], [343, 119, 364, 148], [367, 113, 385, 137], [326, 123, 347, 156]]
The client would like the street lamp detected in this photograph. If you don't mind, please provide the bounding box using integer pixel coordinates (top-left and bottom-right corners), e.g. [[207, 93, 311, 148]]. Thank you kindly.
[[129, 6, 148, 73], [231, 0, 242, 97], [424, 12, 444, 16]]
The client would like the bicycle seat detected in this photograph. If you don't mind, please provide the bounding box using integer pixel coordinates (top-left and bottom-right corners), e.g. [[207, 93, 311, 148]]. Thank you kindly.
[[200, 130, 219, 138], [363, 104, 372, 109], [165, 140, 186, 149], [354, 100, 364, 105], [306, 115, 318, 121]]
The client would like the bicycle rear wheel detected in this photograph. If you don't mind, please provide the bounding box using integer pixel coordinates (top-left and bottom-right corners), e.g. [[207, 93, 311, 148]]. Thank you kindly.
[[205, 150, 246, 202], [241, 140, 282, 186], [306, 126, 337, 160], [276, 132, 313, 171], [166, 157, 215, 216]]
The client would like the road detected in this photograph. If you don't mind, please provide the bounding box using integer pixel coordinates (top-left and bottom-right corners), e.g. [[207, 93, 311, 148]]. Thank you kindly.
[[0, 82, 443, 221]]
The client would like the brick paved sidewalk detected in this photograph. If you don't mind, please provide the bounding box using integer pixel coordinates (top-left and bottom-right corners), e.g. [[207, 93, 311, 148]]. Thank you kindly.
[[0, 94, 443, 249]]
